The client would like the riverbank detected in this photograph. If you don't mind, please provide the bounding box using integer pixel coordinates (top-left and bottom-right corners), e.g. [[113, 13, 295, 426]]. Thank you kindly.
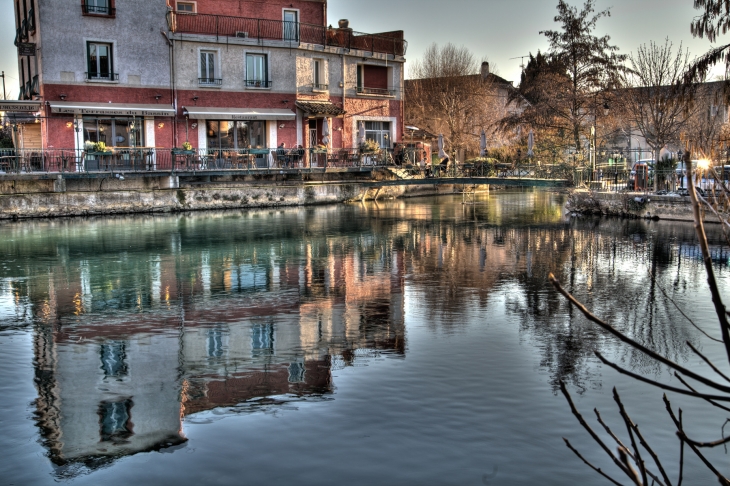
[[0, 173, 478, 220], [565, 190, 726, 223]]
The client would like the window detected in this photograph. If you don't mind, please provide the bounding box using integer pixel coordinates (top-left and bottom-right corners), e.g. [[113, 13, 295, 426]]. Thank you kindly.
[[86, 42, 114, 80], [357, 65, 391, 96], [83, 117, 144, 147], [207, 326, 227, 359], [98, 399, 133, 442], [206, 120, 266, 150], [177, 1, 194, 12], [83, 0, 113, 15], [245, 53, 269, 87], [100, 341, 128, 377], [251, 321, 274, 357], [288, 362, 306, 383], [199, 50, 219, 85], [313, 59, 326, 90], [283, 10, 298, 41], [365, 121, 391, 148]]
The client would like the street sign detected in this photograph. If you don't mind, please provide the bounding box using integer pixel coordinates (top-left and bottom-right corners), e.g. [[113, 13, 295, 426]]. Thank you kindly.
[[17, 43, 36, 56], [0, 101, 41, 112]]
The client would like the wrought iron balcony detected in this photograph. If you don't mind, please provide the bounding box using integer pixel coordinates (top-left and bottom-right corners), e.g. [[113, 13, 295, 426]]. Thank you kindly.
[[312, 83, 329, 91], [85, 72, 119, 81], [199, 77, 223, 86], [245, 79, 272, 88], [82, 3, 116, 16], [168, 12, 407, 57], [357, 86, 396, 97]]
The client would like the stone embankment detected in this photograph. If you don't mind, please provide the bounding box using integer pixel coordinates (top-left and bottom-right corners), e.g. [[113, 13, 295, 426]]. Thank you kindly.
[[0, 174, 473, 220], [566, 190, 725, 223]]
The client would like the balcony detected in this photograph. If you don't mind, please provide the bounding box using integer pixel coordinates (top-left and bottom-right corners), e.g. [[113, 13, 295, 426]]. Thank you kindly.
[[82, 3, 116, 16], [199, 77, 223, 86], [245, 80, 272, 88], [312, 83, 329, 91], [357, 87, 396, 97], [168, 12, 407, 57], [86, 72, 119, 81]]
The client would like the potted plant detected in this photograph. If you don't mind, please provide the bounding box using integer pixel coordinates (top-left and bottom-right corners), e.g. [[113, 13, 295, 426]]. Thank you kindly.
[[173, 141, 195, 155], [360, 139, 379, 154]]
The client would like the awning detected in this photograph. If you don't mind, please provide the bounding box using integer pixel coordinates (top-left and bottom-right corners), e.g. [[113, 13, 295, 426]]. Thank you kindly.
[[295, 101, 346, 118], [0, 100, 41, 112], [49, 101, 175, 117], [183, 107, 296, 120]]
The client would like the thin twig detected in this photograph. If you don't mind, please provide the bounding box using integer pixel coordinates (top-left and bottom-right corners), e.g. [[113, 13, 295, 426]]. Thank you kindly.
[[673, 373, 730, 413], [664, 395, 730, 485], [560, 381, 633, 477], [688, 163, 730, 368], [549, 273, 730, 394], [595, 352, 730, 401], [681, 434, 730, 448], [563, 438, 625, 486], [618, 447, 643, 485], [686, 341, 730, 383], [614, 388, 649, 485], [678, 409, 684, 486]]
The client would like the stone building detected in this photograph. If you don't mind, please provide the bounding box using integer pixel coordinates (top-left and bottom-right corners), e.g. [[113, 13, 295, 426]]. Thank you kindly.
[[10, 0, 407, 152]]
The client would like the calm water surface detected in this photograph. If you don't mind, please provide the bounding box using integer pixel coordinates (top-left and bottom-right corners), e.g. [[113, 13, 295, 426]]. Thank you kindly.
[[1, 191, 730, 485]]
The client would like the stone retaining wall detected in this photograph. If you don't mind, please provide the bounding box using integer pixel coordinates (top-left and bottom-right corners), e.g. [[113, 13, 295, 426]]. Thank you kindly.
[[566, 190, 725, 223]]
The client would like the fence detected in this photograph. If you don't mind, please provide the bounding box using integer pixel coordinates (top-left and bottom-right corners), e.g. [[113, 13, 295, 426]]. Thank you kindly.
[[168, 12, 407, 57], [0, 147, 397, 174]]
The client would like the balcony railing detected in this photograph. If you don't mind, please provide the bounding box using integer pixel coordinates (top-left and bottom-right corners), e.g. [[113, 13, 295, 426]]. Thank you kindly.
[[312, 83, 329, 91], [199, 77, 223, 86], [244, 79, 272, 88], [168, 12, 407, 57], [357, 87, 396, 97], [86, 72, 119, 81], [82, 3, 116, 15]]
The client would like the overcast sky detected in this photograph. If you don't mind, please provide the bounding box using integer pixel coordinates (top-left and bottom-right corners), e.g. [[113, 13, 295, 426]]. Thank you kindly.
[[0, 0, 725, 98]]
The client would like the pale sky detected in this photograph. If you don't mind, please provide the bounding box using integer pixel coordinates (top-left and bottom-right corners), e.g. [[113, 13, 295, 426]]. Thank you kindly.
[[0, 0, 725, 98]]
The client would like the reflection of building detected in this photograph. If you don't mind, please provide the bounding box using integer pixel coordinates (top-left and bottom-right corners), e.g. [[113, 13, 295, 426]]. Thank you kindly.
[[25, 227, 407, 475]]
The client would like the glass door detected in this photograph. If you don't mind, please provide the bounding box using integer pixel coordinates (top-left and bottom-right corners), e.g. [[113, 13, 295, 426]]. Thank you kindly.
[[283, 10, 298, 42]]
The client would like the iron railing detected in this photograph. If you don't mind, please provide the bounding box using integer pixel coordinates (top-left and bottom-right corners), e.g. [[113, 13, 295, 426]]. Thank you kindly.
[[357, 86, 396, 97], [85, 72, 119, 81], [199, 77, 223, 86], [244, 79, 272, 88], [312, 83, 329, 91], [168, 12, 407, 56], [82, 3, 116, 15]]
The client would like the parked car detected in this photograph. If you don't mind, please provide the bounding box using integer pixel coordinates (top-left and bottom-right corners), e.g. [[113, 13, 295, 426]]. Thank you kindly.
[[676, 187, 706, 197]]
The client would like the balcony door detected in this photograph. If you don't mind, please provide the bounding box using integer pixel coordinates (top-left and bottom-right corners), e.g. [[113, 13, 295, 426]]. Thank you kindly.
[[283, 10, 298, 42]]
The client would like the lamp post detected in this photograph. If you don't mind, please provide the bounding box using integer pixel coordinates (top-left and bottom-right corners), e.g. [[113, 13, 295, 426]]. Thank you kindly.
[[1, 71, 5, 100]]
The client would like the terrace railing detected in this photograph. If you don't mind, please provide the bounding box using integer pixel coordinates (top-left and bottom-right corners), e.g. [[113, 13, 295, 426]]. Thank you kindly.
[[168, 12, 407, 57]]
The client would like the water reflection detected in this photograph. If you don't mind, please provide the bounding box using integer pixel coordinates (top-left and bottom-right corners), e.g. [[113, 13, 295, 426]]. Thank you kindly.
[[1, 192, 728, 481]]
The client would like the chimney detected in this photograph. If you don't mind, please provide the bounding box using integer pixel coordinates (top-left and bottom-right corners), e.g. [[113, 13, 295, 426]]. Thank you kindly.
[[481, 62, 490, 80]]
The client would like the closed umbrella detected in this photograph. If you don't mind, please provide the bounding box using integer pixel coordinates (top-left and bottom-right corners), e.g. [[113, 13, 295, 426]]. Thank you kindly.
[[322, 118, 330, 146], [527, 130, 534, 157], [358, 122, 366, 145], [438, 134, 446, 158], [480, 130, 487, 157]]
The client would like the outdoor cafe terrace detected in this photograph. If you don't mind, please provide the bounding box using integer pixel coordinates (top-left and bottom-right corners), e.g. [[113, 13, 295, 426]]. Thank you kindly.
[[167, 11, 407, 57]]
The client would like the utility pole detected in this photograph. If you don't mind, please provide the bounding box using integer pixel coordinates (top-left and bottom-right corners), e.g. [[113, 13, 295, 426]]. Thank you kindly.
[[1, 71, 5, 100]]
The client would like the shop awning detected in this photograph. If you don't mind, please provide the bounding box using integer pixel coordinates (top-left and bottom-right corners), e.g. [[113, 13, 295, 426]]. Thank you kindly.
[[0, 101, 41, 112], [183, 107, 296, 120], [295, 101, 346, 118], [49, 101, 175, 117]]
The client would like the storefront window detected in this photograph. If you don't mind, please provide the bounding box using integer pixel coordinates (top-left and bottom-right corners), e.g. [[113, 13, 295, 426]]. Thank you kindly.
[[207, 120, 266, 150], [83, 117, 144, 147]]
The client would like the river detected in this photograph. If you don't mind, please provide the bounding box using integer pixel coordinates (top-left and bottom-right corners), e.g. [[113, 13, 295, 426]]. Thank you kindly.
[[1, 191, 729, 485]]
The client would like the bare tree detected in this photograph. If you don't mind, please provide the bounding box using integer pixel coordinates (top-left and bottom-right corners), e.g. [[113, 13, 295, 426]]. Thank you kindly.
[[618, 39, 695, 190], [504, 0, 626, 158], [684, 82, 729, 159], [405, 43, 502, 159]]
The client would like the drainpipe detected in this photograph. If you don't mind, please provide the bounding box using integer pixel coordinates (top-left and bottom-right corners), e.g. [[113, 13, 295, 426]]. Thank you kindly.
[[161, 29, 176, 149], [341, 53, 346, 148]]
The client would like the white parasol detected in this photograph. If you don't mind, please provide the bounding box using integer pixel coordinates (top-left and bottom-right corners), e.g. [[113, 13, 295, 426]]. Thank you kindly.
[[480, 130, 487, 157], [322, 118, 330, 146], [438, 134, 446, 158], [527, 130, 534, 157], [358, 121, 366, 145]]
